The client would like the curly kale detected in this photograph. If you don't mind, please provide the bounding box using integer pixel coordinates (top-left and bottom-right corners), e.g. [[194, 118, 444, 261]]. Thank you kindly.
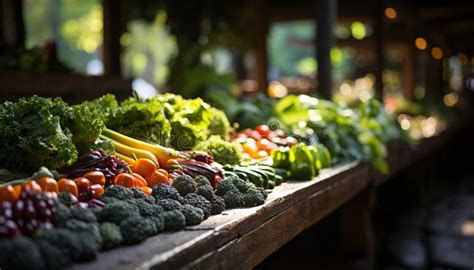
[[195, 185, 214, 201], [120, 217, 157, 244], [134, 199, 164, 217], [183, 193, 212, 219], [210, 196, 225, 215], [242, 188, 266, 207], [194, 175, 211, 187], [96, 201, 140, 225], [103, 185, 134, 200], [222, 189, 244, 209], [207, 107, 231, 138], [172, 175, 197, 196], [162, 210, 186, 231], [215, 178, 238, 196], [156, 198, 182, 211], [179, 204, 204, 225], [99, 222, 123, 249], [152, 184, 183, 203], [130, 187, 156, 204], [0, 236, 45, 270]]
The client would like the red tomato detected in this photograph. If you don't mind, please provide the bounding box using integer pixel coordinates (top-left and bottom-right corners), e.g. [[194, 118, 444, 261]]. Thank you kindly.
[[255, 125, 270, 138], [84, 171, 106, 186], [89, 184, 105, 199], [250, 130, 262, 141], [74, 177, 91, 194], [36, 177, 59, 193], [58, 178, 78, 197], [0, 185, 19, 203], [22, 180, 42, 193]]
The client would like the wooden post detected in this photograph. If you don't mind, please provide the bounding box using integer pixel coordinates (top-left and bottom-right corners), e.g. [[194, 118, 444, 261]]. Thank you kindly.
[[373, 0, 384, 100], [254, 0, 268, 92], [315, 0, 337, 100], [402, 44, 416, 100], [1, 0, 25, 49], [102, 0, 121, 76]]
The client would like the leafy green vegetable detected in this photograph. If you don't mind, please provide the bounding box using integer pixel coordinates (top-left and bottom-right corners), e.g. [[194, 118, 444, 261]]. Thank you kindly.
[[193, 136, 242, 165]]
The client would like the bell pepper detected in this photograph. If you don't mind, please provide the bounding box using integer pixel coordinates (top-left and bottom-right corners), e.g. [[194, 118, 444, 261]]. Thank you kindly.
[[289, 143, 316, 180], [271, 147, 291, 169], [308, 145, 322, 173]]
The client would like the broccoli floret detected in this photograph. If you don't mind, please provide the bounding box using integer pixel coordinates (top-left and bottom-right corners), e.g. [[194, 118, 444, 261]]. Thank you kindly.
[[0, 237, 45, 270], [120, 217, 157, 244], [156, 198, 182, 211], [70, 206, 97, 223], [152, 184, 183, 203], [57, 192, 78, 207], [222, 189, 244, 209], [242, 188, 266, 207], [210, 196, 225, 215], [100, 196, 119, 204], [162, 210, 186, 231], [179, 204, 204, 225], [35, 238, 72, 269], [215, 178, 238, 196], [99, 222, 123, 249], [148, 215, 165, 232], [64, 219, 102, 252], [103, 185, 134, 200], [134, 199, 164, 217], [34, 228, 82, 263], [183, 193, 212, 219], [55, 201, 72, 227], [195, 185, 214, 201], [172, 175, 197, 196], [96, 201, 140, 225], [231, 177, 253, 193], [130, 187, 156, 204], [194, 175, 211, 187]]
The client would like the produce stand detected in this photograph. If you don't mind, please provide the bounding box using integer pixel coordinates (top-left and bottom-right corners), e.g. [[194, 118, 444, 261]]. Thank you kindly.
[[71, 126, 455, 270]]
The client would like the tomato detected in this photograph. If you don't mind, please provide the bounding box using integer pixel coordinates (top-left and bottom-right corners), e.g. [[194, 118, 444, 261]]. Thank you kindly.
[[0, 185, 19, 203], [37, 177, 59, 193], [84, 171, 106, 186], [255, 125, 271, 138], [132, 158, 158, 177], [140, 186, 152, 196], [243, 144, 259, 157], [22, 180, 42, 193], [89, 184, 105, 199], [57, 178, 79, 197], [114, 173, 135, 188], [242, 129, 253, 137], [249, 130, 262, 141], [74, 177, 91, 194], [161, 159, 179, 169], [132, 173, 147, 187], [146, 170, 170, 187]]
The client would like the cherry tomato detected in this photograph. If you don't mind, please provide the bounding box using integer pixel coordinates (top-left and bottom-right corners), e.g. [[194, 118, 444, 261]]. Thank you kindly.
[[132, 173, 147, 187], [89, 184, 105, 199], [0, 185, 19, 203], [255, 125, 271, 138], [22, 180, 42, 193], [114, 173, 135, 188], [243, 144, 259, 157], [83, 171, 106, 186], [74, 177, 91, 194], [161, 159, 179, 169], [242, 129, 253, 137], [140, 186, 152, 196], [146, 170, 170, 187], [250, 130, 262, 141], [37, 177, 58, 193], [132, 158, 158, 178], [57, 178, 78, 197]]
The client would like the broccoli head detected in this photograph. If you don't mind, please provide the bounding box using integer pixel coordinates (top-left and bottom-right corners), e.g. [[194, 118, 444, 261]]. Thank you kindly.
[[156, 198, 182, 211], [130, 187, 156, 204], [120, 217, 157, 244], [34, 228, 82, 263], [64, 219, 102, 253], [172, 175, 197, 196], [195, 185, 214, 201], [162, 210, 186, 231], [215, 178, 238, 196], [103, 185, 134, 200], [100, 196, 119, 205], [35, 238, 72, 269], [96, 201, 140, 225], [242, 188, 266, 207], [152, 184, 183, 203], [99, 222, 123, 249], [70, 206, 97, 223], [231, 177, 253, 193], [222, 189, 244, 209], [0, 236, 45, 270], [194, 175, 211, 187], [55, 201, 72, 227], [57, 192, 78, 207], [134, 199, 164, 217], [210, 196, 225, 215], [183, 193, 212, 219], [148, 215, 165, 232], [179, 204, 204, 225]]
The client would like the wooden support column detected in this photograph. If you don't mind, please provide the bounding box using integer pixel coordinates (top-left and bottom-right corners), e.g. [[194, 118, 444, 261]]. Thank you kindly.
[[102, 0, 121, 76], [1, 0, 25, 49], [315, 0, 337, 100], [373, 0, 384, 100], [254, 0, 268, 92], [402, 44, 416, 100]]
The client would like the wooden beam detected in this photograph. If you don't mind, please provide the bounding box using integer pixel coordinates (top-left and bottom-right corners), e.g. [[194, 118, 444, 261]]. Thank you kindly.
[[1, 0, 25, 49], [315, 0, 337, 100], [102, 0, 121, 76], [373, 0, 384, 100], [254, 0, 269, 92]]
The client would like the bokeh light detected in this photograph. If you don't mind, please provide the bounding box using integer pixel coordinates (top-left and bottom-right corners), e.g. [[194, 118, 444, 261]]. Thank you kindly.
[[431, 47, 443, 60], [384, 7, 397, 19], [415, 37, 427, 50]]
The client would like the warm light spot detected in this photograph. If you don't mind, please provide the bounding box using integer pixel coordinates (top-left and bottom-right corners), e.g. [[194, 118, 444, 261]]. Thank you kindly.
[[461, 220, 474, 236], [431, 47, 443, 60], [268, 81, 288, 98], [415, 86, 425, 99], [458, 53, 468, 65], [351, 21, 366, 40], [340, 83, 352, 96], [415, 37, 427, 50], [443, 92, 459, 107], [385, 7, 397, 19], [398, 114, 411, 130]]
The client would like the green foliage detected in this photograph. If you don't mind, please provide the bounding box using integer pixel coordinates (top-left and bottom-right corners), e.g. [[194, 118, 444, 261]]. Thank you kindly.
[[193, 136, 242, 165]]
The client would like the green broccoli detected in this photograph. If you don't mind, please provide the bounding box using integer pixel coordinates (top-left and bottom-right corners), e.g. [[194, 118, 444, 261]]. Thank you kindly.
[[148, 215, 165, 232], [183, 193, 212, 219], [0, 237, 45, 270], [222, 189, 244, 209], [172, 175, 197, 196], [35, 238, 72, 269], [34, 228, 82, 263], [103, 185, 134, 200], [120, 217, 157, 244], [215, 178, 238, 196], [99, 222, 123, 249], [195, 185, 214, 201], [64, 219, 102, 253], [130, 187, 156, 204], [210, 196, 225, 215], [96, 201, 140, 225], [55, 201, 72, 227], [194, 175, 211, 187], [162, 210, 186, 231], [70, 206, 97, 223], [134, 199, 164, 217], [57, 192, 78, 207], [242, 188, 266, 207], [100, 196, 119, 204], [156, 198, 182, 211], [179, 204, 204, 225], [231, 177, 253, 193], [152, 184, 183, 203]]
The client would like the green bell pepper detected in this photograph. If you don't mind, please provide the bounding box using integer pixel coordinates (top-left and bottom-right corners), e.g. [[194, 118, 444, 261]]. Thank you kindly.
[[271, 147, 291, 169], [290, 143, 316, 180]]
